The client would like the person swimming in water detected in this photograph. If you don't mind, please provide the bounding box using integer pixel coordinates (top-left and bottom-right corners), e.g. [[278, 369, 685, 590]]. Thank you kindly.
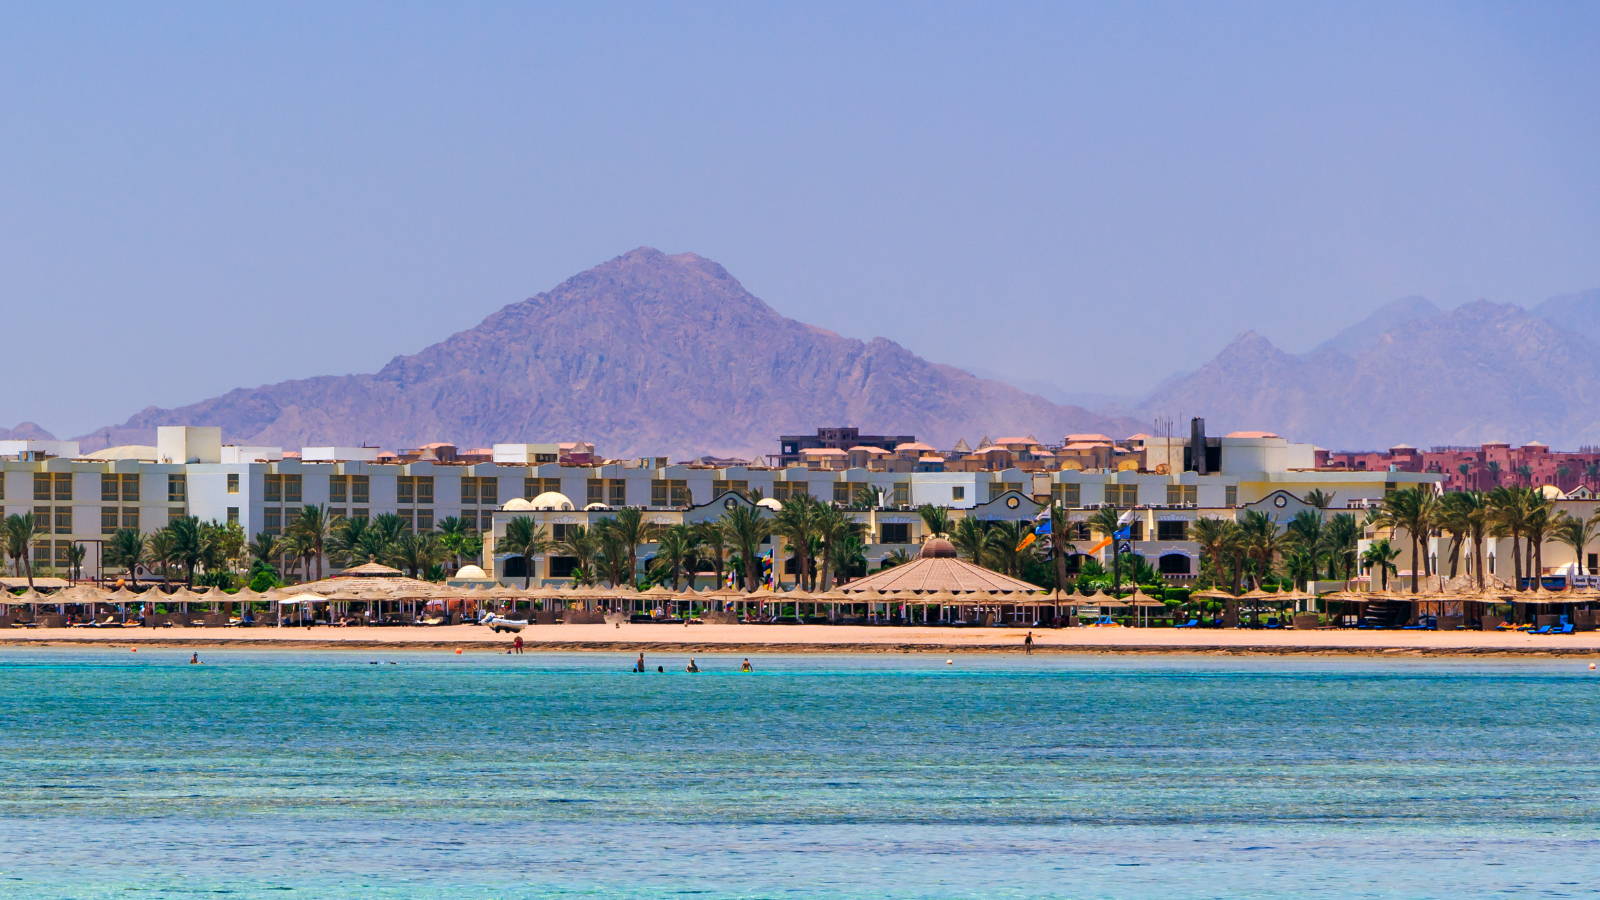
[[740, 658, 752, 672], [686, 658, 700, 673], [633, 652, 646, 672], [188, 652, 200, 665]]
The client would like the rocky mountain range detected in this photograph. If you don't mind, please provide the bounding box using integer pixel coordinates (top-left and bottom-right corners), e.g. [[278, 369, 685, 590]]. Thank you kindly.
[[79, 248, 1142, 459], [1138, 292, 1600, 450]]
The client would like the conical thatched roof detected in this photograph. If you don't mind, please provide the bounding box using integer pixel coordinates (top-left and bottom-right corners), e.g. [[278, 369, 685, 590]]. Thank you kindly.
[[837, 544, 1043, 595]]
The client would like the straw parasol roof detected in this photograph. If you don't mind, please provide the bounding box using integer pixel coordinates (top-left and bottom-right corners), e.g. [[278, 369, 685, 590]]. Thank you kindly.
[[1126, 589, 1168, 608], [838, 540, 1045, 594], [811, 589, 853, 603], [780, 588, 815, 601], [1191, 589, 1236, 600], [52, 585, 108, 604], [1080, 589, 1116, 606], [642, 584, 675, 597], [105, 587, 142, 603], [275, 591, 328, 605], [294, 560, 439, 597]]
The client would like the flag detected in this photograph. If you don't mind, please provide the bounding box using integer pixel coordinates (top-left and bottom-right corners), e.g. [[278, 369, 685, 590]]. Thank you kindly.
[[1015, 532, 1037, 552], [1034, 518, 1052, 536], [1112, 526, 1131, 540], [1116, 509, 1136, 525]]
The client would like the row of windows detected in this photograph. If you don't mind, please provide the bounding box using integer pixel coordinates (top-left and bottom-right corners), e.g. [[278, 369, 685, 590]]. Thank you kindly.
[[34, 473, 71, 501], [397, 476, 433, 504], [32, 505, 72, 535], [588, 479, 627, 506], [650, 479, 691, 508], [330, 475, 371, 504], [101, 474, 139, 502], [264, 473, 303, 503]]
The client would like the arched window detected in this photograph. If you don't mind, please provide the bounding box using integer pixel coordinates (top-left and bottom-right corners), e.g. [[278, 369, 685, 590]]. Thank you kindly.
[[1158, 553, 1191, 575]]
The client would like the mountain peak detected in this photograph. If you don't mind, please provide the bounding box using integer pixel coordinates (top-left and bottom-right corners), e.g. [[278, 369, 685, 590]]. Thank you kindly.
[[80, 250, 1139, 457]]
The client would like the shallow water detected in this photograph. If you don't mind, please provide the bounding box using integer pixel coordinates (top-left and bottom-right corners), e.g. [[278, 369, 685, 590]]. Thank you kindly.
[[0, 650, 1596, 898]]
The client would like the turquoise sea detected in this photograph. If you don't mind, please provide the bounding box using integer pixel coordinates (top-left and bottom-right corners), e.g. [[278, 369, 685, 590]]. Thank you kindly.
[[0, 649, 1597, 899]]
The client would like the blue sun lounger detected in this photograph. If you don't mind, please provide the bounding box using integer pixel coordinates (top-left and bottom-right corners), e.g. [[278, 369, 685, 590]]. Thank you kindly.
[[1175, 618, 1200, 628]]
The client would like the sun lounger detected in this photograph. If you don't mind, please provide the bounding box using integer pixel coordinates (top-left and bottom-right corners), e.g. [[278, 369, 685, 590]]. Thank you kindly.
[[1174, 618, 1200, 628], [1530, 624, 1553, 635]]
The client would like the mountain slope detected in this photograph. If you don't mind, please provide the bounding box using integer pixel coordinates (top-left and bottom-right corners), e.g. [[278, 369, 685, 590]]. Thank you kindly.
[[1140, 300, 1600, 448], [0, 422, 56, 442], [82, 248, 1142, 458]]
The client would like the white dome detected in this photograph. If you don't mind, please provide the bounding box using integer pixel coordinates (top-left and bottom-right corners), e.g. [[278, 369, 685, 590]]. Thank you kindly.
[[454, 564, 488, 580], [530, 491, 575, 511], [583, 502, 611, 511], [502, 498, 535, 511], [756, 497, 784, 511]]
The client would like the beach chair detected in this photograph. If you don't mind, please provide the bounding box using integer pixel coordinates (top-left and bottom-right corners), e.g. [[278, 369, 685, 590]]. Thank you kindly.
[[1530, 624, 1553, 635], [1174, 618, 1200, 628]]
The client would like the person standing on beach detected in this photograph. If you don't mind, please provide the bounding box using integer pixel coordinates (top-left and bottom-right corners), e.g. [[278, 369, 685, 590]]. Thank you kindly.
[[1024, 631, 1034, 654], [512, 634, 524, 655]]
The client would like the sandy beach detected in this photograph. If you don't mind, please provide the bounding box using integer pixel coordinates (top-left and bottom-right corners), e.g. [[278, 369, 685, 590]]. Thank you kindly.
[[3, 623, 1599, 656]]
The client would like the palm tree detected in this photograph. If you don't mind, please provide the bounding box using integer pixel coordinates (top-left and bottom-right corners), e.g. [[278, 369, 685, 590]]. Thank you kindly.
[[917, 504, 951, 540], [1285, 509, 1325, 583], [105, 528, 148, 587], [649, 525, 695, 589], [290, 505, 336, 580], [1043, 503, 1075, 596], [1486, 460, 1502, 486], [1436, 491, 1486, 583], [1523, 495, 1556, 591], [1487, 486, 1531, 589], [146, 528, 176, 587], [164, 516, 206, 586], [720, 505, 772, 592], [985, 520, 1034, 577], [502, 516, 549, 588], [594, 524, 631, 587], [1087, 507, 1125, 590], [1302, 489, 1334, 510], [690, 521, 728, 589], [1320, 513, 1360, 584], [1378, 487, 1439, 591], [1191, 516, 1242, 592], [951, 517, 990, 567], [1552, 511, 1599, 577], [1237, 510, 1284, 589], [392, 530, 443, 579], [435, 516, 474, 571], [1586, 462, 1600, 490], [1361, 538, 1401, 590], [3, 513, 42, 589], [773, 494, 820, 589], [812, 505, 860, 589], [558, 525, 602, 586], [604, 508, 650, 587], [66, 543, 86, 582], [828, 531, 869, 584]]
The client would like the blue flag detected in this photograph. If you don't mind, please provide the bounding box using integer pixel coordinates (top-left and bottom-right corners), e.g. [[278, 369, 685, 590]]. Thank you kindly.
[[1112, 526, 1131, 540]]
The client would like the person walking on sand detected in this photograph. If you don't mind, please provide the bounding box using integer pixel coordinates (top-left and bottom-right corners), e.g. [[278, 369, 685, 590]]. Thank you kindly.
[[512, 634, 524, 655], [1024, 631, 1034, 654]]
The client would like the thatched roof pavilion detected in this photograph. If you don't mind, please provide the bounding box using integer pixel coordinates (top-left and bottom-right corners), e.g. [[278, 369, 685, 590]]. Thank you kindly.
[[293, 561, 439, 598], [838, 540, 1044, 595]]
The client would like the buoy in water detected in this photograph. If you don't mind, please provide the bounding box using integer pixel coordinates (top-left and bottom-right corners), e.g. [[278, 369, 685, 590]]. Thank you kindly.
[[454, 648, 463, 654], [945, 659, 953, 665], [1589, 663, 1595, 670], [130, 647, 137, 653]]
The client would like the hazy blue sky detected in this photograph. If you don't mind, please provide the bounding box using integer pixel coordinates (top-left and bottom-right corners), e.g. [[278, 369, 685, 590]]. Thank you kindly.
[[4, 1, 1597, 436]]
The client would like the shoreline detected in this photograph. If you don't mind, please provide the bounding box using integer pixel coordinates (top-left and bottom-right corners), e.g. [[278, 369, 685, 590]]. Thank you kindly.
[[3, 623, 1599, 658]]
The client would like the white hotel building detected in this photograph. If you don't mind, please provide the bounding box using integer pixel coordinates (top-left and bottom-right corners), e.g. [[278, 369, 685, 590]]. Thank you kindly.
[[0, 426, 1441, 585]]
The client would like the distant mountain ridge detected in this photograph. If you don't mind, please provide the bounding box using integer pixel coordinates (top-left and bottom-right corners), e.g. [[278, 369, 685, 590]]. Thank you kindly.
[[81, 248, 1143, 459], [1138, 292, 1600, 449]]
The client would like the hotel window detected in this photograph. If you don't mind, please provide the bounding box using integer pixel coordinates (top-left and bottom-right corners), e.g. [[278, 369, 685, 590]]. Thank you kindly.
[[1224, 486, 1238, 507], [122, 508, 138, 530], [120, 474, 139, 501], [651, 479, 690, 507], [989, 481, 1021, 501], [101, 474, 119, 501], [461, 476, 494, 505], [893, 482, 910, 506], [284, 474, 303, 502], [35, 472, 71, 501], [330, 475, 348, 502], [227, 507, 239, 525], [264, 508, 282, 535], [403, 474, 441, 499], [1053, 483, 1082, 507], [587, 478, 627, 506], [523, 477, 561, 499], [1165, 484, 1197, 506], [1105, 484, 1139, 507], [477, 510, 494, 532], [951, 486, 965, 501], [101, 506, 119, 535], [227, 473, 240, 494], [772, 481, 805, 502], [56, 507, 71, 534], [265, 474, 283, 502], [1157, 521, 1187, 541], [167, 474, 187, 503], [712, 479, 749, 497], [168, 507, 184, 524], [415, 509, 433, 532], [551, 523, 575, 543], [534, 453, 558, 463], [879, 522, 911, 544], [1071, 522, 1092, 541], [349, 507, 369, 523], [833, 482, 854, 504]]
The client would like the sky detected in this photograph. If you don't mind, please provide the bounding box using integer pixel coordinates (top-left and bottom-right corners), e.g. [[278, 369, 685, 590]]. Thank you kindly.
[[3, 1, 1598, 436]]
